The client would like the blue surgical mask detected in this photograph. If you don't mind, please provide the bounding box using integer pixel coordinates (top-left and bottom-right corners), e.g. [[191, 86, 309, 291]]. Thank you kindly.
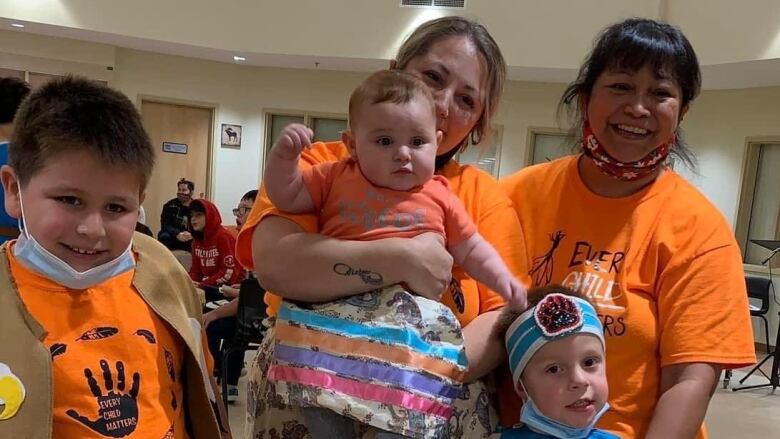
[[519, 384, 610, 439], [13, 191, 135, 290]]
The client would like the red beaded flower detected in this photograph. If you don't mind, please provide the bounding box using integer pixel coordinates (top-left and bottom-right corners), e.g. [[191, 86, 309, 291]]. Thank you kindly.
[[533, 293, 584, 338]]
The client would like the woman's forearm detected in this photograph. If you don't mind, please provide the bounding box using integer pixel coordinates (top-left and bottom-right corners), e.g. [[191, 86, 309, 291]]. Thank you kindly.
[[462, 310, 506, 383], [252, 216, 406, 302], [216, 298, 239, 318], [645, 363, 721, 439]]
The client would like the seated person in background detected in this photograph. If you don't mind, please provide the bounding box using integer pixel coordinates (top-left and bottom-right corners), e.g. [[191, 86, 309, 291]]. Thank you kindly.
[[225, 189, 258, 239], [188, 198, 243, 294], [203, 189, 259, 402], [135, 206, 154, 237], [495, 285, 617, 439], [158, 178, 194, 251], [0, 77, 31, 244]]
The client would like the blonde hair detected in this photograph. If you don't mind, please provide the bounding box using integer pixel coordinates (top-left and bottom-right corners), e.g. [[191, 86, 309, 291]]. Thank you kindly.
[[395, 16, 506, 145], [348, 70, 435, 127]]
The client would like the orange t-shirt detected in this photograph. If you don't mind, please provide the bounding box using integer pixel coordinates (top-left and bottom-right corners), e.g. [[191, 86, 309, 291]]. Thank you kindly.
[[499, 156, 756, 438], [237, 141, 524, 326], [10, 248, 188, 439], [301, 159, 476, 246]]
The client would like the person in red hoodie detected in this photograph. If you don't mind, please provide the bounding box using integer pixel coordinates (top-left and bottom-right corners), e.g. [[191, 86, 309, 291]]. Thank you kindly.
[[188, 198, 242, 288]]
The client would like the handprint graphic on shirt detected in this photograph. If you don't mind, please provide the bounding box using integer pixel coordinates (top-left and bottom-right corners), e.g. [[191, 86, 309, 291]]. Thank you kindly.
[[66, 359, 140, 437]]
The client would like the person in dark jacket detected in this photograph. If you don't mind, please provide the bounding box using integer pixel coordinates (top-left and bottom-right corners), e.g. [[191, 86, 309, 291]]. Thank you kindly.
[[158, 178, 194, 251]]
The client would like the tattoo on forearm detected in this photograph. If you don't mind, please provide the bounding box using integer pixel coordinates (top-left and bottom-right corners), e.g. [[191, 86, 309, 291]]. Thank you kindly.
[[333, 263, 383, 286]]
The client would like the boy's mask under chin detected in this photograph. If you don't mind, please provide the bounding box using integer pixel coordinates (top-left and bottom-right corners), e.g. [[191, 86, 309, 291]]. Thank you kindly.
[[518, 378, 610, 439], [12, 190, 136, 290]]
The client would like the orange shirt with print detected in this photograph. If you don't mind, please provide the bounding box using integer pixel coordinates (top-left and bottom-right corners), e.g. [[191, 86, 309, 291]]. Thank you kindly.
[[10, 248, 188, 439], [301, 159, 476, 246], [499, 156, 756, 438], [237, 141, 524, 326]]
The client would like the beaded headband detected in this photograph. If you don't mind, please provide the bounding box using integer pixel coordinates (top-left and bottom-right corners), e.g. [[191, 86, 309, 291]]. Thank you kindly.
[[505, 293, 605, 390]]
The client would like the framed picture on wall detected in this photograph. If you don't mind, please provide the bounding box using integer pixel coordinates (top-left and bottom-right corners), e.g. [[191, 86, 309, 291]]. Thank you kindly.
[[221, 123, 242, 149]]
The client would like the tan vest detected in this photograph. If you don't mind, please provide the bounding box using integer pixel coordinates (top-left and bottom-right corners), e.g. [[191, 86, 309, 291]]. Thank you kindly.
[[0, 233, 230, 438]]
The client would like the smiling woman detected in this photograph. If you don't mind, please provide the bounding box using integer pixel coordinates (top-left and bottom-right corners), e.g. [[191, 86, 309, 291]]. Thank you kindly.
[[500, 18, 756, 439]]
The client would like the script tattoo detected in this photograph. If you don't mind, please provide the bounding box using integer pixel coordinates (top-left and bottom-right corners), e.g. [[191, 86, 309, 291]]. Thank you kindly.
[[333, 263, 383, 286]]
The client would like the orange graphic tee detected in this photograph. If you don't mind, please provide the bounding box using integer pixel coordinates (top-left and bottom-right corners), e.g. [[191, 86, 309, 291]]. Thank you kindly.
[[499, 156, 756, 438], [301, 159, 476, 246], [10, 247, 188, 439]]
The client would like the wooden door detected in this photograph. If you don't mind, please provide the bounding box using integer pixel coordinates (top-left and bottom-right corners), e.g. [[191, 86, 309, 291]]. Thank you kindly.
[[140, 100, 212, 235]]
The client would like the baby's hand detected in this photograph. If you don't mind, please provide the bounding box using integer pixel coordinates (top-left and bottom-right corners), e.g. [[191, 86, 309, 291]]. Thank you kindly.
[[499, 277, 528, 311], [273, 123, 313, 160]]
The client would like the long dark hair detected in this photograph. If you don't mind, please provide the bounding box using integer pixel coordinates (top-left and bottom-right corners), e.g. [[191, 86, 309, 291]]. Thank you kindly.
[[559, 18, 701, 169]]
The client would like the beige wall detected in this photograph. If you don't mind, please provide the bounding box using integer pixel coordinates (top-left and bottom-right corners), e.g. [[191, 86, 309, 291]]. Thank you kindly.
[[495, 81, 567, 175], [0, 29, 113, 81], [112, 48, 366, 221], [681, 87, 780, 345], [681, 87, 780, 226], [666, 0, 780, 63]]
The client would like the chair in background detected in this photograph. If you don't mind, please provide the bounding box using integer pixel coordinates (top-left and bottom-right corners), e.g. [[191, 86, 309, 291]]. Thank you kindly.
[[723, 275, 772, 389], [747, 275, 772, 353], [220, 277, 267, 410]]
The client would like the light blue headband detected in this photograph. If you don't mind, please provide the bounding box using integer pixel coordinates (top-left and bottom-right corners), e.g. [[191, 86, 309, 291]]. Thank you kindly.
[[505, 293, 605, 389]]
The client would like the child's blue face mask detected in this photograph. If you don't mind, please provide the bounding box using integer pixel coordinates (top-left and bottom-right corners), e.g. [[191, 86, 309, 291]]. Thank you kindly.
[[520, 384, 610, 439], [13, 190, 135, 290]]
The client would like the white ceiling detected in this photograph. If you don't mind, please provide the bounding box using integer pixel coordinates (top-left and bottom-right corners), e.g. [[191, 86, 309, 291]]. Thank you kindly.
[[4, 12, 780, 90]]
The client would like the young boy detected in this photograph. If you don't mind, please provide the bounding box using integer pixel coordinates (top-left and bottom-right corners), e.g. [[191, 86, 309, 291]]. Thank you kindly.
[[0, 76, 229, 438], [497, 286, 618, 438], [188, 198, 243, 289], [262, 70, 525, 438]]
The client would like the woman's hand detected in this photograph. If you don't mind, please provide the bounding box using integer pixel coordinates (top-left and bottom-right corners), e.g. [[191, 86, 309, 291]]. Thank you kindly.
[[220, 284, 240, 299], [399, 232, 453, 301], [203, 310, 220, 329]]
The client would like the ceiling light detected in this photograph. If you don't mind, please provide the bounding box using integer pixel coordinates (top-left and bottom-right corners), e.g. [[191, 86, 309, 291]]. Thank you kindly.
[[233, 56, 246, 62], [11, 23, 24, 28]]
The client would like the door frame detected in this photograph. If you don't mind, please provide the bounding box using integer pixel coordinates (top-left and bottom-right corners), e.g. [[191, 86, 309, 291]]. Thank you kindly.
[[137, 95, 218, 201], [525, 126, 573, 167]]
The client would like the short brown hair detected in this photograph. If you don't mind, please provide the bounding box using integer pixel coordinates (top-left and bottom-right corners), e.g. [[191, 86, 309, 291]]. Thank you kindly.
[[10, 76, 154, 189], [495, 285, 592, 339], [395, 16, 506, 146], [348, 70, 435, 128]]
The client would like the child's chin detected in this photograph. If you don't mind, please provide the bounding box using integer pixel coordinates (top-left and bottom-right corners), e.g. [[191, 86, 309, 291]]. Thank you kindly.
[[561, 407, 600, 428]]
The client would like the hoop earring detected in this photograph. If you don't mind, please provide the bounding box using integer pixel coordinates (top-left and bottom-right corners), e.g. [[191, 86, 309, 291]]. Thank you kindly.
[[470, 128, 482, 146]]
